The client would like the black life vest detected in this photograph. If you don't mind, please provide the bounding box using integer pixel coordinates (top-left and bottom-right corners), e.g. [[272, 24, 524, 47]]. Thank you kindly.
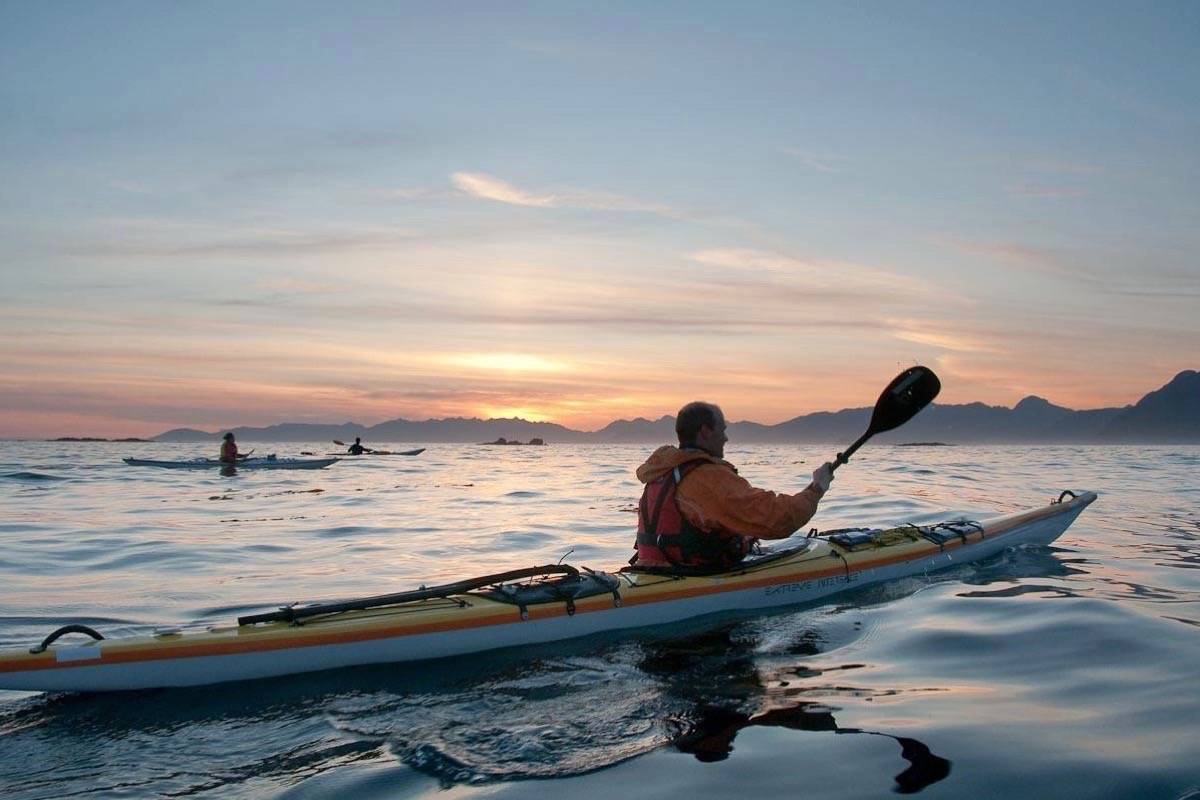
[[635, 460, 749, 569]]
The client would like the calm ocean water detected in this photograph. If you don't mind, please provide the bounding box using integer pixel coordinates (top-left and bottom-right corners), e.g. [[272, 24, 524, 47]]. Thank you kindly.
[[0, 441, 1197, 799]]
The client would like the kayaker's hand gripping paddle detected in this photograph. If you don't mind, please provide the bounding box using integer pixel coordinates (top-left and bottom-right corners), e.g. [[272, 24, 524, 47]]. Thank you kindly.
[[830, 365, 941, 473]]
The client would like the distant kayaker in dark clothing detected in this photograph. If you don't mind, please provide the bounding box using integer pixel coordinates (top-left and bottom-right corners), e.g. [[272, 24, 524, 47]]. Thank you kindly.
[[347, 437, 373, 455], [633, 401, 834, 570], [219, 432, 246, 464]]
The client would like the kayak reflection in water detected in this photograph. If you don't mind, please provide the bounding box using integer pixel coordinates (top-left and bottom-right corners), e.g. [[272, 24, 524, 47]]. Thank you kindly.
[[674, 703, 952, 793], [633, 401, 835, 571], [347, 437, 373, 455]]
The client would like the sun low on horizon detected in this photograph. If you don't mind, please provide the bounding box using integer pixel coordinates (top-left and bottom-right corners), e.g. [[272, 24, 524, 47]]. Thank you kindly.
[[1, 3, 1197, 439]]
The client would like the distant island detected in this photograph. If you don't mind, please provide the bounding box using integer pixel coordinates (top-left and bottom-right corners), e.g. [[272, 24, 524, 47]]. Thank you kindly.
[[480, 437, 546, 446], [51, 437, 150, 442], [143, 369, 1199, 444]]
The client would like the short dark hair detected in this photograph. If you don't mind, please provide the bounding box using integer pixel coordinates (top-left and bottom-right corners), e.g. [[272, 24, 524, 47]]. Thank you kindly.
[[676, 401, 719, 445]]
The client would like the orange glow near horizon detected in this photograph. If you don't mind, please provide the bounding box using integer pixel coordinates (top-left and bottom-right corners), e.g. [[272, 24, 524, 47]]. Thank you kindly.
[[15, 369, 1181, 440], [0, 340, 1190, 438], [443, 353, 570, 374]]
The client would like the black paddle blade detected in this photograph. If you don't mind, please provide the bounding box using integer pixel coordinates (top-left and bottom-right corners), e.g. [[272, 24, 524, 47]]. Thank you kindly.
[[868, 366, 941, 434], [831, 366, 941, 471]]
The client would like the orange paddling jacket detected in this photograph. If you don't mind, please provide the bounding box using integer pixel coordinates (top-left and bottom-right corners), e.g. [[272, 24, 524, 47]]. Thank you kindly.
[[634, 446, 826, 569]]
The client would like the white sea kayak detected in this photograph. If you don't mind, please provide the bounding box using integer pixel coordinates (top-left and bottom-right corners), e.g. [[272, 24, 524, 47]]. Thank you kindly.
[[0, 491, 1095, 693], [122, 456, 340, 470]]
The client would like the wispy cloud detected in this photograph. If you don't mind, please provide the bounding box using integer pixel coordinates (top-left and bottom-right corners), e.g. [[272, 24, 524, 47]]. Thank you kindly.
[[780, 148, 851, 173], [452, 172, 556, 207], [688, 248, 954, 302], [885, 320, 1003, 354], [109, 180, 155, 195], [451, 171, 681, 217], [691, 248, 825, 274], [372, 187, 436, 201], [254, 277, 342, 295], [442, 352, 569, 374], [321, 129, 430, 150], [1006, 156, 1104, 176], [1007, 183, 1086, 198], [221, 162, 342, 186], [937, 236, 1198, 300], [60, 224, 418, 259], [300, 301, 886, 333], [936, 236, 1091, 280]]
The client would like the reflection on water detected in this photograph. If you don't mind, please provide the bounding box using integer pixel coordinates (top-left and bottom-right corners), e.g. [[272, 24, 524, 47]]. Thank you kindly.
[[957, 544, 1085, 599], [643, 625, 951, 793], [674, 704, 951, 794]]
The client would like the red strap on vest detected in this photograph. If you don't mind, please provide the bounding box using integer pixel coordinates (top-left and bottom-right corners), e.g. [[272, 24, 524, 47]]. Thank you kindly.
[[634, 460, 746, 569]]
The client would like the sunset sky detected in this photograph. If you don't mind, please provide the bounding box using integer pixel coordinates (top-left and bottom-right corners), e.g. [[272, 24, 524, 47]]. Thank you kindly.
[[2, 2, 1197, 438]]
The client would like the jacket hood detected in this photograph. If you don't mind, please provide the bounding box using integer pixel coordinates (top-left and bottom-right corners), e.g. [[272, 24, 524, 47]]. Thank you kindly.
[[636, 445, 728, 483]]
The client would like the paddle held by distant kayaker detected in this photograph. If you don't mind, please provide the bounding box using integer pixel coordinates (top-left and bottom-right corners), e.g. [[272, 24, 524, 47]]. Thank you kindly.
[[633, 401, 834, 570]]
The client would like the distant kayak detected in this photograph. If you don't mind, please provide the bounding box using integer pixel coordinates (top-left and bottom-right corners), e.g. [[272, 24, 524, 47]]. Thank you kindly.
[[0, 491, 1095, 692], [326, 448, 426, 457], [122, 456, 340, 470]]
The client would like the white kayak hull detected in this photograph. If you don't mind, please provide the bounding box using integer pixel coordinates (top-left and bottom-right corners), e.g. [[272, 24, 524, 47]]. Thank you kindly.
[[122, 457, 340, 470]]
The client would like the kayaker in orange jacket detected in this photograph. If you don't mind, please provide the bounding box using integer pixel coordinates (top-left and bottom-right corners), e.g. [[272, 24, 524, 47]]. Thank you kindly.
[[634, 401, 833, 569]]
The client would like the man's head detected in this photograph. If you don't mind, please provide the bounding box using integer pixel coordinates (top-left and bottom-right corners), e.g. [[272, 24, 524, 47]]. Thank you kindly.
[[223, 432, 235, 441], [354, 437, 361, 444], [675, 401, 727, 459]]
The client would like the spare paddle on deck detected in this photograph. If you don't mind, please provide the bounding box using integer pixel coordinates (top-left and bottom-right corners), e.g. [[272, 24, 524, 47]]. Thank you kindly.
[[238, 564, 581, 626], [830, 366, 940, 473]]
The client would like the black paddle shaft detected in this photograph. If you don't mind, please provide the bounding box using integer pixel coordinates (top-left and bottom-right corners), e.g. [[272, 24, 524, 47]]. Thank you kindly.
[[830, 366, 941, 473]]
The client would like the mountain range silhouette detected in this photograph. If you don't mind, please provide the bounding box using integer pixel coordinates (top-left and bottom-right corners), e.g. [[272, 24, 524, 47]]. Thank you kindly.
[[154, 370, 1200, 444]]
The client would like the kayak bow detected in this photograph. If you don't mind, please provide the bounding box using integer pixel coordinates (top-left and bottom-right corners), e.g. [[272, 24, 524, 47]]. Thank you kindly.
[[0, 491, 1095, 693]]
